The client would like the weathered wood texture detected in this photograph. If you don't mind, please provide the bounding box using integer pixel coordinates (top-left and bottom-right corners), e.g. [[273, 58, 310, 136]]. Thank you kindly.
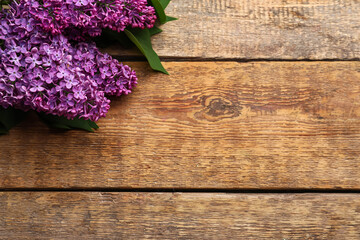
[[1, 62, 360, 189], [1, 192, 359, 239], [105, 0, 360, 60]]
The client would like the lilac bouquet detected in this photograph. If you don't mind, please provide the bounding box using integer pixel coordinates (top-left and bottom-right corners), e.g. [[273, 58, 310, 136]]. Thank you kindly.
[[0, 0, 175, 133]]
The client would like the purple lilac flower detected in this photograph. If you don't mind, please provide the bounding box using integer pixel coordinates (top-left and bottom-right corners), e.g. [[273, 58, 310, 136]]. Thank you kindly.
[[0, 1, 138, 121], [21, 0, 156, 39]]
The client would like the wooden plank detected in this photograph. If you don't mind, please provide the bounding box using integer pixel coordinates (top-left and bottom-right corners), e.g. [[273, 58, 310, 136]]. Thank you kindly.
[[104, 0, 360, 60], [1, 192, 360, 239], [1, 62, 360, 189]]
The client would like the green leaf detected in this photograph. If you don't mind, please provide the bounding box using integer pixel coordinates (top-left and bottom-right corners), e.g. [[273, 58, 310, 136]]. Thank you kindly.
[[38, 113, 99, 132], [124, 28, 168, 74], [149, 26, 163, 36], [149, 0, 167, 24], [159, 0, 171, 9], [166, 16, 178, 22], [0, 107, 28, 134], [154, 0, 177, 23], [87, 120, 100, 130]]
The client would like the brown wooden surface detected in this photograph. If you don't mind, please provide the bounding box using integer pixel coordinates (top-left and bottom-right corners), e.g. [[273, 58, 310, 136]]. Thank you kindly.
[[105, 0, 360, 60], [2, 0, 360, 238], [1, 192, 360, 239], [1, 62, 360, 189]]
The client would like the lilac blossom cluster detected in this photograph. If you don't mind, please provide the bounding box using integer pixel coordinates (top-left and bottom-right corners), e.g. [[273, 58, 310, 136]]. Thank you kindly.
[[0, 1, 139, 121], [22, 0, 156, 39]]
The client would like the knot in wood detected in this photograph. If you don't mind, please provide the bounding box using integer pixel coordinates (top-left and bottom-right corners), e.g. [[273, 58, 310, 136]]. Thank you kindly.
[[195, 95, 241, 122]]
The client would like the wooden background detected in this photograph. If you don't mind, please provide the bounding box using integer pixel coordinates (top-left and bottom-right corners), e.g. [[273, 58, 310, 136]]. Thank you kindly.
[[1, 0, 360, 239]]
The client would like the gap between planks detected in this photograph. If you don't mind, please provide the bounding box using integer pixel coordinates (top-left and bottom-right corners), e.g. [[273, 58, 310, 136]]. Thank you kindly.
[[113, 56, 360, 62]]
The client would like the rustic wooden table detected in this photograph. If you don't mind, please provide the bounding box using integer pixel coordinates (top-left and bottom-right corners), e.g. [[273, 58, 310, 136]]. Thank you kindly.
[[1, 0, 360, 239]]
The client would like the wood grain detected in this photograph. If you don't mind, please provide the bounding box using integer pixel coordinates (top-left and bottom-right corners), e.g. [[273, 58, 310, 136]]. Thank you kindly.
[[104, 0, 360, 60], [1, 192, 360, 239], [1, 62, 360, 189]]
